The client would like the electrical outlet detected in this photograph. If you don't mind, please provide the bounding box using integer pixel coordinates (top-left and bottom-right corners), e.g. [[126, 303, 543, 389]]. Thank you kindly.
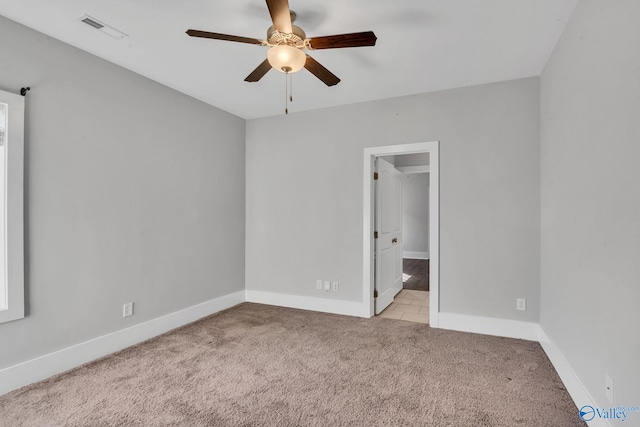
[[516, 298, 526, 311], [605, 374, 614, 403], [323, 281, 330, 291], [316, 280, 323, 290], [332, 281, 339, 291], [123, 302, 134, 318]]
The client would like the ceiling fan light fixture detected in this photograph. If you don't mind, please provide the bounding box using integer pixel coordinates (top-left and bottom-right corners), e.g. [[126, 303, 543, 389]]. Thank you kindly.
[[267, 45, 306, 73]]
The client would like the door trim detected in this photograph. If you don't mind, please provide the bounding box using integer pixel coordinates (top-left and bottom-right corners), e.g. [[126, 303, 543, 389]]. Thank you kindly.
[[362, 141, 440, 326]]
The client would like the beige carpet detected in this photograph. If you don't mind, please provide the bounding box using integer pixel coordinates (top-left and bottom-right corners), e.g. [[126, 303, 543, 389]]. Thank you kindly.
[[0, 303, 585, 426]]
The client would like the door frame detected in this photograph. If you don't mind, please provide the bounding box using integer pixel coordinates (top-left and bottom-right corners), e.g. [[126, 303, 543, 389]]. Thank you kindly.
[[362, 141, 439, 326]]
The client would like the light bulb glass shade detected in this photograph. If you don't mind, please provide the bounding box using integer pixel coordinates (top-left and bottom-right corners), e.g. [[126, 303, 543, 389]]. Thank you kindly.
[[267, 45, 306, 73]]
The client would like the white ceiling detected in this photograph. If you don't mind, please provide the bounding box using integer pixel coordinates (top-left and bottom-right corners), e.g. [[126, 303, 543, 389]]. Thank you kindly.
[[0, 0, 577, 119]]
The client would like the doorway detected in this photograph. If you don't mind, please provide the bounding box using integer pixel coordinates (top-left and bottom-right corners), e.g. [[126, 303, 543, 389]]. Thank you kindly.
[[362, 142, 439, 327], [397, 159, 430, 296]]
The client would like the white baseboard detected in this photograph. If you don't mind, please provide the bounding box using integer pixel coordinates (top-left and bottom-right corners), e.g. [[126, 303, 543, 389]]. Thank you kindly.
[[0, 290, 245, 396], [245, 290, 369, 318], [403, 251, 429, 260], [538, 325, 610, 427], [437, 312, 540, 341]]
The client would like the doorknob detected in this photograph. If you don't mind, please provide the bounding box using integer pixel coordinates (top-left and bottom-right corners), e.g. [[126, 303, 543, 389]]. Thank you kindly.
[[392, 238, 398, 244]]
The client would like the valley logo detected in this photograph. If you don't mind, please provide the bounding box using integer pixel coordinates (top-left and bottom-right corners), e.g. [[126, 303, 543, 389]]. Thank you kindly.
[[580, 405, 640, 423]]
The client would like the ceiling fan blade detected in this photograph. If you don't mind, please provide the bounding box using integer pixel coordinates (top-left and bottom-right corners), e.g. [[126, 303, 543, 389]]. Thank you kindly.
[[186, 29, 264, 46], [304, 55, 340, 86], [266, 0, 293, 34], [245, 59, 272, 82], [307, 31, 377, 50]]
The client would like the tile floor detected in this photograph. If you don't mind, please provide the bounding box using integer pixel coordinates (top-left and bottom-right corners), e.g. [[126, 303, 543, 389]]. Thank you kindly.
[[378, 289, 429, 324]]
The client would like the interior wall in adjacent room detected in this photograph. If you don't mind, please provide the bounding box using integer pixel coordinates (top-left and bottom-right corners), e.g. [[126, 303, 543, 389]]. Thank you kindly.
[[401, 173, 430, 257]]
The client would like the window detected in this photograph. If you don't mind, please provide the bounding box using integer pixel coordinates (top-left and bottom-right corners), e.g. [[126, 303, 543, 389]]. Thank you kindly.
[[0, 88, 25, 323], [0, 101, 6, 310]]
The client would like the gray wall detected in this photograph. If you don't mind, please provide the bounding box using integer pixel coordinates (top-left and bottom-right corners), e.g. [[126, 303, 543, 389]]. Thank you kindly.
[[401, 173, 429, 255], [246, 77, 540, 322], [0, 16, 246, 369], [540, 0, 640, 408]]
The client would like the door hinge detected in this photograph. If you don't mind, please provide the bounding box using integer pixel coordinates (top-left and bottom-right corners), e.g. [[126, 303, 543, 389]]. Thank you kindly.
[[374, 231, 378, 239], [373, 172, 378, 180], [374, 289, 378, 298]]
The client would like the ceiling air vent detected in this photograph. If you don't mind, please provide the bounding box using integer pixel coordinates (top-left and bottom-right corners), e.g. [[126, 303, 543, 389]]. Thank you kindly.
[[78, 14, 128, 39]]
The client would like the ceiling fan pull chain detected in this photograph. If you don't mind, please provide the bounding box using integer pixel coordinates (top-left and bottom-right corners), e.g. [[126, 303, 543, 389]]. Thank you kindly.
[[289, 72, 293, 103], [284, 70, 289, 115]]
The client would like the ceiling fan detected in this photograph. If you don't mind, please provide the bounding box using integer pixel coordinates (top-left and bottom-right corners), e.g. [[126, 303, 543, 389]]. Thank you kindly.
[[186, 0, 377, 87]]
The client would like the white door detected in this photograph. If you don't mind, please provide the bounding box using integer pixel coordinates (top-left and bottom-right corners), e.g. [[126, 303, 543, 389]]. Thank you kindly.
[[375, 158, 403, 314]]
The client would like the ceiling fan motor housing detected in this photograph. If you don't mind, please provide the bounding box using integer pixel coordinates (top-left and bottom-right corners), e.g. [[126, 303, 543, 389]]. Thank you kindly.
[[267, 25, 306, 48]]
